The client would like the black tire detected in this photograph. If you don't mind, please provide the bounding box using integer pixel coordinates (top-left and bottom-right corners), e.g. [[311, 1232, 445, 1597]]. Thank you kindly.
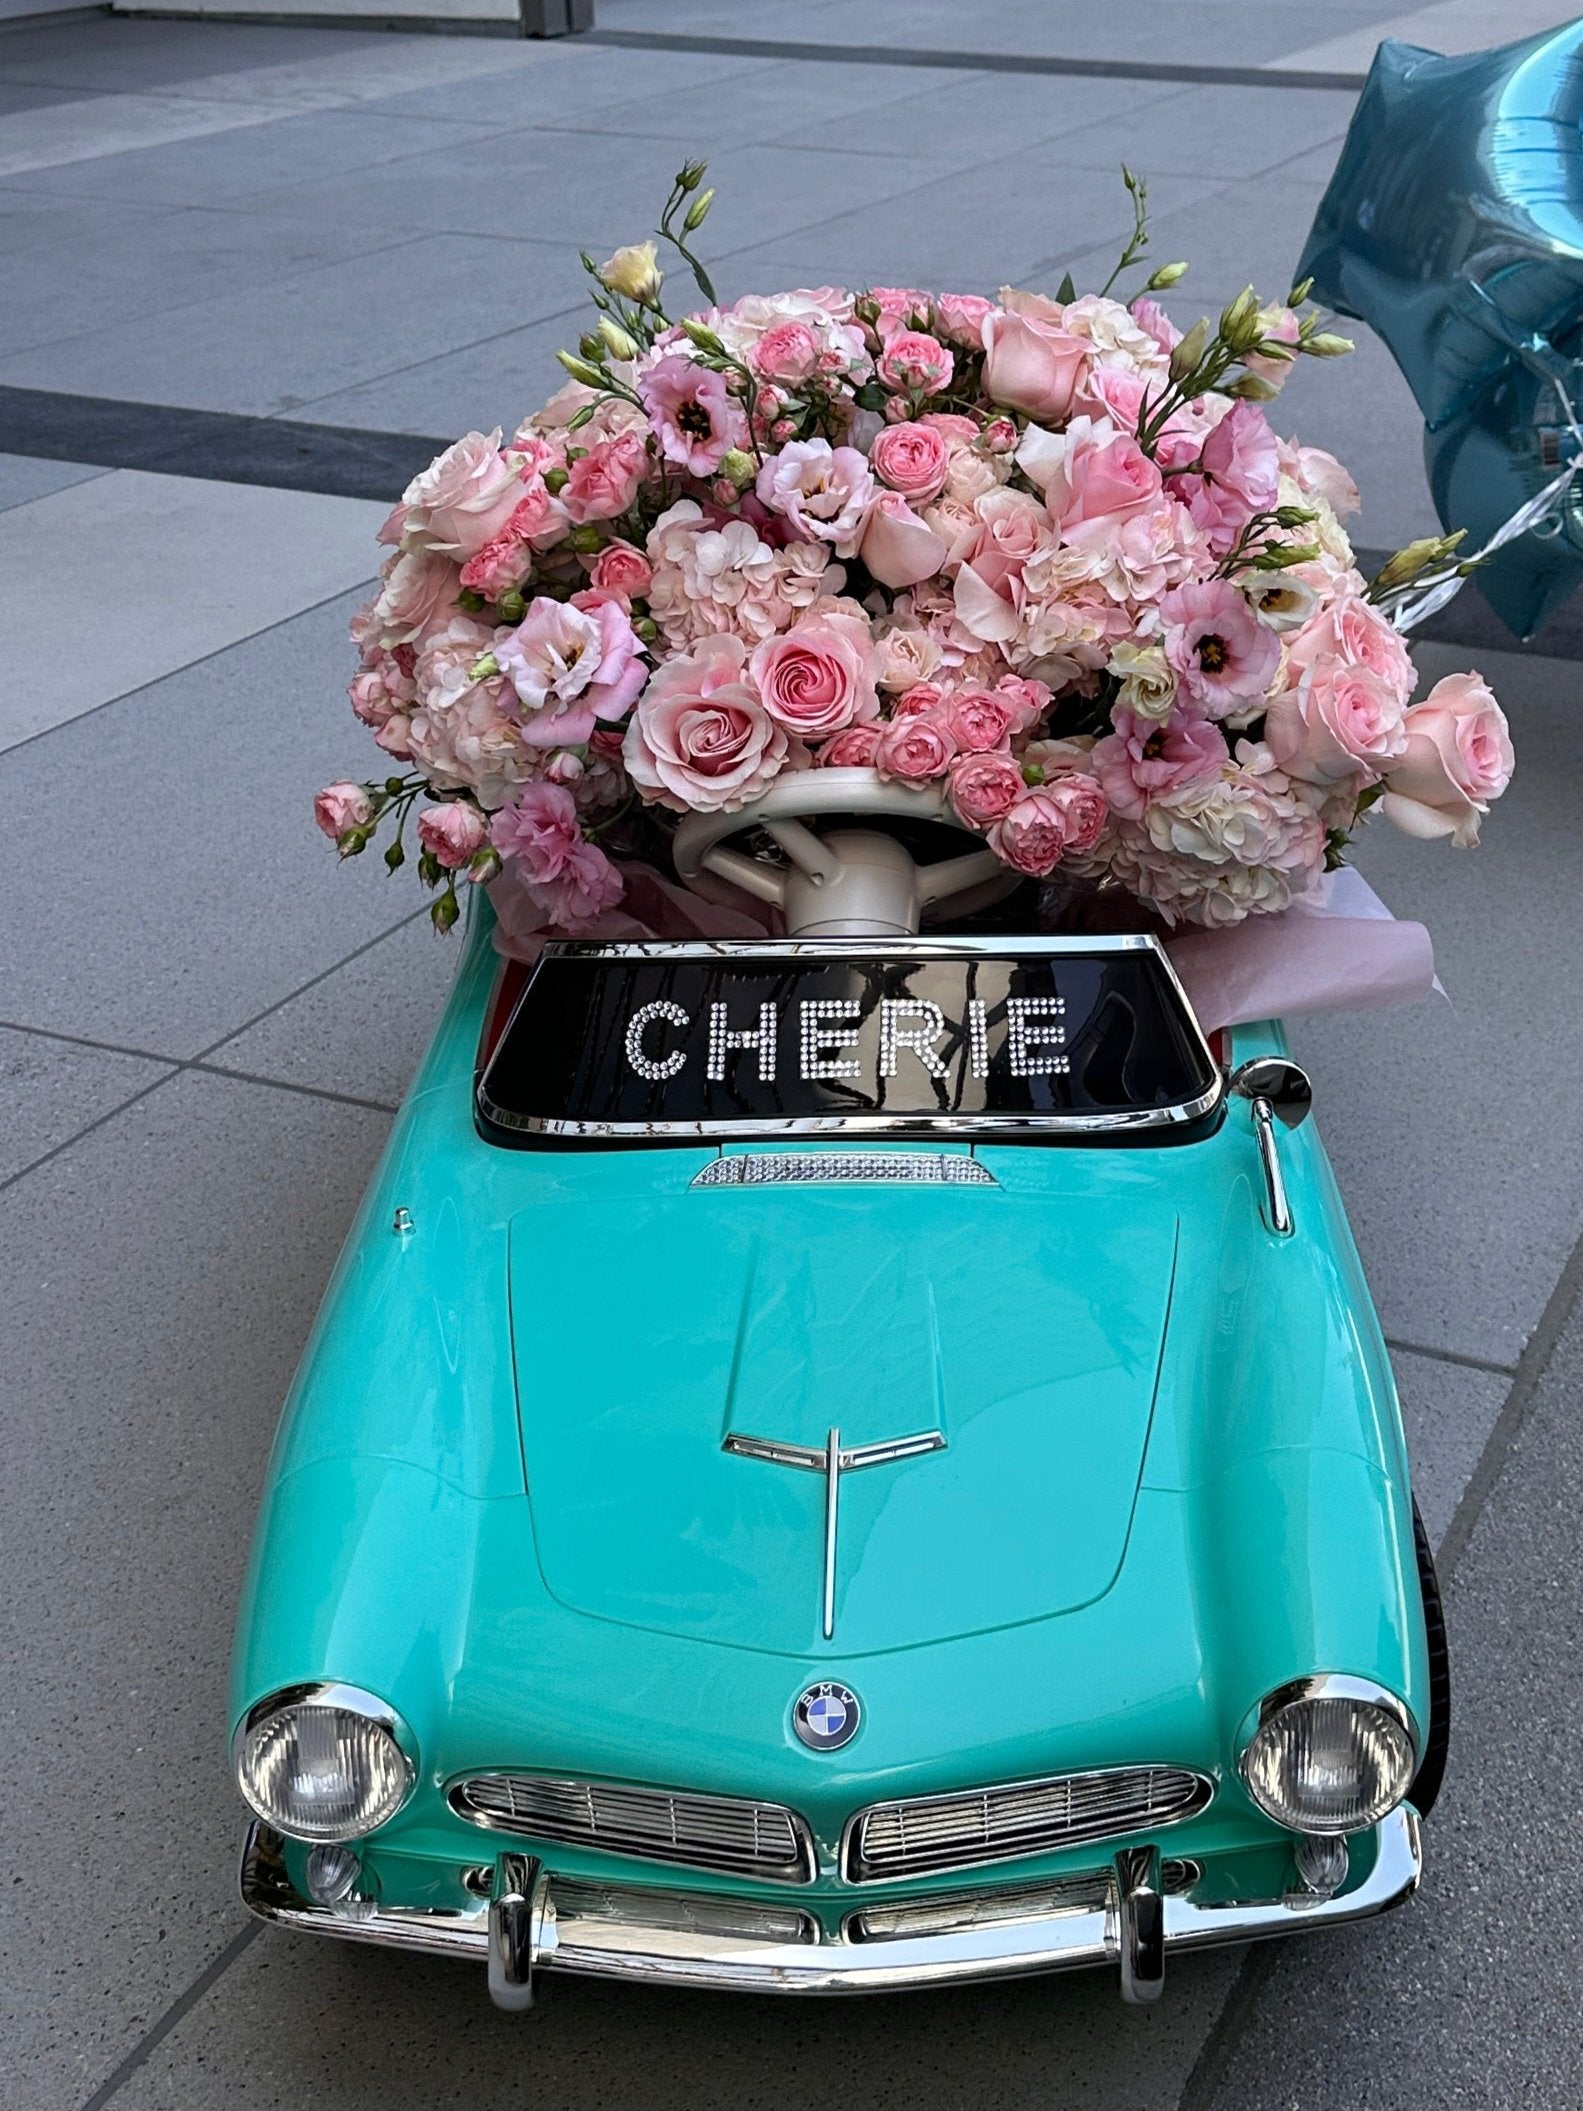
[[1409, 1494, 1451, 1818]]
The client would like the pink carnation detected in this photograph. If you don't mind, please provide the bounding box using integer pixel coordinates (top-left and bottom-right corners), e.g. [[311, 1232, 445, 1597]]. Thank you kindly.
[[561, 430, 649, 524], [589, 539, 654, 599], [489, 780, 625, 928]]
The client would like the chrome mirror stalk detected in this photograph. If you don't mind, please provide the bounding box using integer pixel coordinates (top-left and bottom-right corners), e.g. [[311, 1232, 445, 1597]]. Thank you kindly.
[[1229, 1058, 1312, 1238], [1113, 1844, 1165, 2003]]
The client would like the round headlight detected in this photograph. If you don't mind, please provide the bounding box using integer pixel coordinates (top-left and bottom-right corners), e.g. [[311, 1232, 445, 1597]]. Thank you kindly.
[[234, 1685, 414, 1843], [1240, 1679, 1417, 1836]]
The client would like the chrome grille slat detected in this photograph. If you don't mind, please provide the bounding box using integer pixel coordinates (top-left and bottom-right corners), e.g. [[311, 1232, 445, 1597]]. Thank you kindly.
[[449, 1773, 815, 1883], [845, 1766, 1213, 1881], [691, 1151, 996, 1187]]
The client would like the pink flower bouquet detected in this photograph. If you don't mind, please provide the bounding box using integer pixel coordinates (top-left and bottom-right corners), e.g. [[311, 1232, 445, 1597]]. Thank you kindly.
[[320, 164, 1513, 939]]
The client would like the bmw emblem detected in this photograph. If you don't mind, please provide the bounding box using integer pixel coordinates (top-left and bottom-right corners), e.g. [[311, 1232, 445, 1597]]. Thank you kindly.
[[793, 1681, 861, 1752]]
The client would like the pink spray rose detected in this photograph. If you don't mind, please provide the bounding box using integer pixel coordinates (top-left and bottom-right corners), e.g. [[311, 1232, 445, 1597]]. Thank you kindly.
[[1160, 578, 1282, 717], [1381, 671, 1513, 846], [490, 780, 624, 928], [945, 686, 1023, 752], [624, 633, 793, 811], [933, 293, 996, 348], [860, 491, 949, 588], [1092, 707, 1227, 821], [495, 593, 647, 745], [561, 429, 649, 524], [416, 801, 488, 870], [868, 420, 951, 503], [589, 539, 654, 599], [314, 782, 374, 846], [751, 319, 821, 383], [756, 439, 877, 551], [876, 712, 957, 782], [949, 750, 1026, 827], [876, 330, 954, 395], [819, 725, 884, 768], [1265, 659, 1408, 786], [981, 305, 1090, 420], [988, 785, 1079, 875], [749, 611, 879, 739], [640, 356, 748, 477]]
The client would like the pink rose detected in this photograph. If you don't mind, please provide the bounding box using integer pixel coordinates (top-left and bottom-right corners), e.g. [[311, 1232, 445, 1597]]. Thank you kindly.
[[1092, 707, 1226, 821], [868, 420, 950, 503], [752, 320, 821, 382], [1265, 660, 1408, 786], [933, 293, 995, 348], [981, 307, 1090, 420], [416, 801, 488, 870], [1160, 578, 1281, 717], [892, 680, 946, 719], [756, 439, 876, 550], [945, 686, 1021, 752], [561, 430, 649, 524], [867, 286, 932, 334], [1058, 428, 1163, 532], [876, 712, 957, 782], [402, 431, 523, 558], [949, 750, 1025, 827], [1382, 671, 1513, 846], [639, 356, 748, 477], [589, 539, 654, 599], [994, 673, 1051, 731], [314, 782, 373, 845], [819, 725, 884, 768], [876, 329, 953, 395], [1285, 592, 1415, 704], [496, 594, 648, 745], [458, 529, 531, 603], [749, 612, 879, 739], [368, 547, 462, 647], [1047, 772, 1108, 856], [860, 491, 949, 589], [987, 786, 1077, 875], [624, 633, 792, 811], [949, 487, 1057, 644]]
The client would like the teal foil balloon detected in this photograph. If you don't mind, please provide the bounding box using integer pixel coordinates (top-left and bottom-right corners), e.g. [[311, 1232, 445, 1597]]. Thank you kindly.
[[1299, 23, 1583, 640]]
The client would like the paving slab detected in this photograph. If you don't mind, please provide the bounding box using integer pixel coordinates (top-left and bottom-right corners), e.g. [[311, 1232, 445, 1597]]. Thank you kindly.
[[771, 63, 1181, 160], [280, 304, 587, 437], [0, 583, 426, 1058], [1025, 80, 1358, 184], [0, 1068, 390, 2111], [0, 19, 390, 95], [1192, 1259, 1583, 2110], [0, 449, 108, 513], [0, 470, 385, 749], [1290, 640, 1583, 1370], [1390, 1348, 1511, 1549], [0, 1024, 173, 1186]]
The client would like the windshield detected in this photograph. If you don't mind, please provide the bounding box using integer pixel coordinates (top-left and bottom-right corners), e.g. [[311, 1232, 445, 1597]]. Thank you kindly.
[[476, 938, 1219, 1145]]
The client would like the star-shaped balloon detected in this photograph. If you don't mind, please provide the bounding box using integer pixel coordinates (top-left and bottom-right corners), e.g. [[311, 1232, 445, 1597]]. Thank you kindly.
[[1299, 23, 1583, 639]]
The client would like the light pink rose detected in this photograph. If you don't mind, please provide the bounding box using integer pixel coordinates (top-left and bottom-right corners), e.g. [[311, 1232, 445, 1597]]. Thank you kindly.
[[860, 491, 949, 588], [495, 594, 647, 745], [1047, 772, 1109, 855], [1183, 401, 1280, 555], [624, 634, 793, 811], [995, 673, 1052, 729], [949, 487, 1057, 644], [403, 431, 523, 558], [893, 681, 947, 719], [1077, 363, 1152, 429], [1092, 707, 1227, 821], [417, 801, 488, 870], [368, 547, 462, 647], [1265, 659, 1408, 785], [819, 725, 884, 767], [1285, 592, 1415, 703], [876, 329, 953, 395], [981, 307, 1090, 420], [987, 786, 1077, 875], [867, 286, 932, 334], [876, 712, 957, 782], [561, 430, 649, 524], [314, 782, 373, 845], [944, 686, 1021, 752], [1382, 671, 1513, 846], [868, 420, 950, 503], [749, 612, 879, 739], [639, 355, 748, 476], [1160, 578, 1282, 718], [933, 293, 995, 348], [1279, 440, 1361, 520], [1057, 427, 1164, 532], [949, 750, 1025, 827], [756, 439, 876, 551], [589, 540, 654, 599], [752, 319, 821, 382]]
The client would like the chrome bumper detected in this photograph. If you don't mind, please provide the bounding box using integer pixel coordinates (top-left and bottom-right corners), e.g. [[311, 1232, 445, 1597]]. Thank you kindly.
[[240, 1810, 1421, 2000]]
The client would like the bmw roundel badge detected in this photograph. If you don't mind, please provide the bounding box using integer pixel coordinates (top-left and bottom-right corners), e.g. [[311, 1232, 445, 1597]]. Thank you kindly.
[[793, 1681, 861, 1752]]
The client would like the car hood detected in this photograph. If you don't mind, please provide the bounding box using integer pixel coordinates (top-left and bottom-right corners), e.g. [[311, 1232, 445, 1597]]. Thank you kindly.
[[509, 1176, 1178, 1656]]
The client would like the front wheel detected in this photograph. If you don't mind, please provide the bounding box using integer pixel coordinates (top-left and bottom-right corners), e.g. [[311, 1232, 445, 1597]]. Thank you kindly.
[[1409, 1494, 1451, 1818]]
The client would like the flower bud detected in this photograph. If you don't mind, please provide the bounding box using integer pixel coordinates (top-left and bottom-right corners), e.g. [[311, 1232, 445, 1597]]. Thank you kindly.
[[468, 652, 500, 681], [1168, 318, 1210, 381], [718, 447, 756, 486], [1021, 761, 1046, 786], [682, 186, 715, 232], [1302, 331, 1354, 358], [566, 524, 602, 553], [456, 587, 487, 612], [1225, 371, 1280, 401], [634, 616, 659, 641], [676, 160, 706, 193], [466, 847, 502, 886], [680, 317, 726, 355], [578, 332, 607, 363], [495, 589, 527, 623], [431, 889, 461, 933], [384, 838, 405, 872], [597, 316, 639, 361], [556, 349, 608, 388], [1371, 533, 1464, 591], [543, 466, 569, 494], [1219, 286, 1261, 350], [597, 240, 662, 304], [1145, 260, 1188, 289]]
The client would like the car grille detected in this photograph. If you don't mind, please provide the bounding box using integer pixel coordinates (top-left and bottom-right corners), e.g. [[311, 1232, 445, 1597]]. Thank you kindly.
[[846, 1858, 1200, 1941], [843, 1766, 1213, 1881], [448, 1774, 816, 1884]]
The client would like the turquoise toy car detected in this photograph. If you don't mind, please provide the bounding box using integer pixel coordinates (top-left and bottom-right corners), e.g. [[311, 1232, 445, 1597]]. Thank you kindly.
[[231, 780, 1446, 2006]]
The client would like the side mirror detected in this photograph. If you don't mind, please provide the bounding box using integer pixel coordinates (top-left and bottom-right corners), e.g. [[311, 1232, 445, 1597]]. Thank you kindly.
[[1227, 1058, 1313, 1235]]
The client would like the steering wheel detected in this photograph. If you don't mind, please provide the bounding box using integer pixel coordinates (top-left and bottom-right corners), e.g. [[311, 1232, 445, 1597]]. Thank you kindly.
[[671, 767, 1014, 938]]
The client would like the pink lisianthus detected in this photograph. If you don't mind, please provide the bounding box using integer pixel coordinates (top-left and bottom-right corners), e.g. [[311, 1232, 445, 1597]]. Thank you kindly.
[[624, 634, 793, 811], [868, 420, 950, 503], [589, 539, 654, 599], [416, 800, 488, 870], [490, 780, 624, 929], [314, 782, 374, 846], [933, 293, 995, 348], [876, 712, 957, 782], [860, 491, 949, 588], [495, 593, 647, 745], [1092, 707, 1227, 821], [639, 355, 748, 476], [1159, 578, 1282, 717], [949, 749, 1025, 826], [402, 430, 524, 558], [1245, 304, 1302, 386], [756, 439, 877, 551], [981, 305, 1090, 421], [876, 329, 954, 395], [1182, 401, 1280, 555], [819, 725, 884, 767], [1381, 671, 1513, 845], [1129, 295, 1182, 356], [561, 430, 649, 524], [1264, 659, 1408, 786], [749, 611, 879, 739]]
